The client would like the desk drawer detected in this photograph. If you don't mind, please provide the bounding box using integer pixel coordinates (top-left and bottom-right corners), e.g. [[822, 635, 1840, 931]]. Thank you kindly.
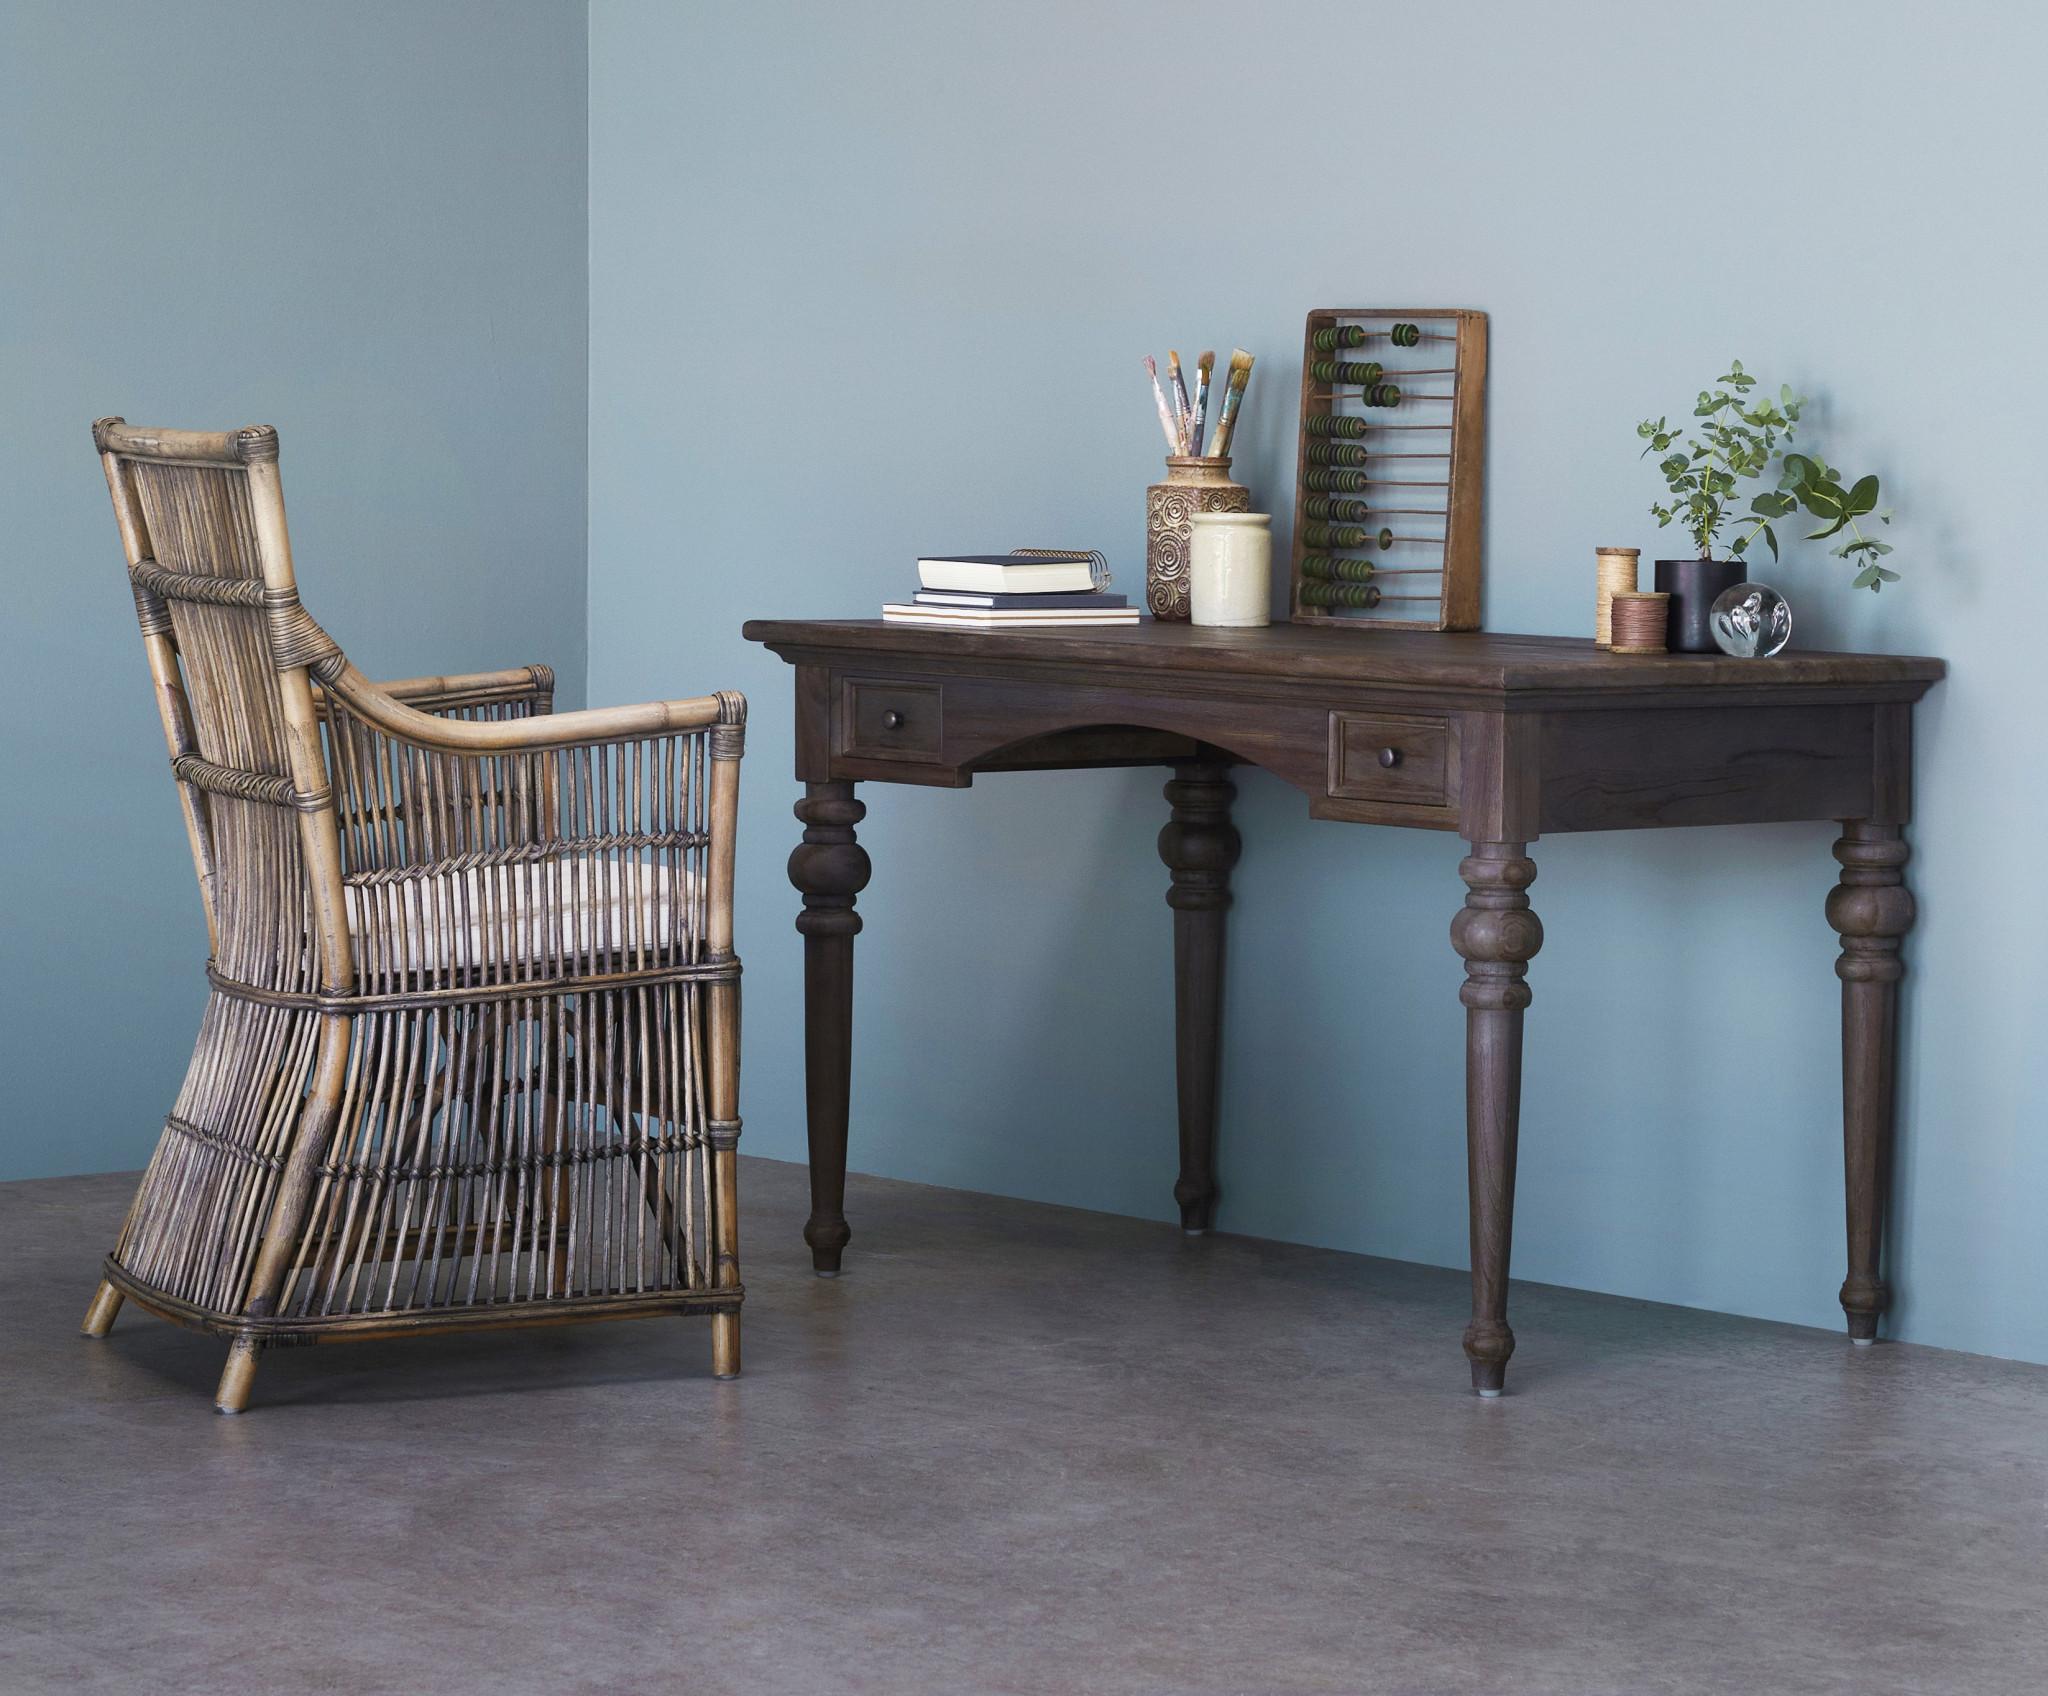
[[1328, 711, 1457, 809], [841, 677, 945, 762]]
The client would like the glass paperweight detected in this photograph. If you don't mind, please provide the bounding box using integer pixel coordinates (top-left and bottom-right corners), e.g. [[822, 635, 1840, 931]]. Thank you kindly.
[[1709, 581, 1792, 658]]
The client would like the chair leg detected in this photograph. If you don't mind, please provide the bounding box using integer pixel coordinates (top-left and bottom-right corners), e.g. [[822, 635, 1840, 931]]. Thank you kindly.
[[215, 1337, 262, 1414], [711, 1311, 741, 1380], [80, 1280, 124, 1337]]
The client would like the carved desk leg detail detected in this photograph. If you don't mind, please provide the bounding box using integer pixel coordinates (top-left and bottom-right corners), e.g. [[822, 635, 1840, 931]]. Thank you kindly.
[[1158, 760, 1240, 1233], [789, 782, 870, 1275], [1451, 842, 1543, 1396], [1828, 822, 1913, 1343]]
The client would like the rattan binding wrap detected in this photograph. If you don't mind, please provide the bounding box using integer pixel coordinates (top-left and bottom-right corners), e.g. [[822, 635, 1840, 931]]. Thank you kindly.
[[85, 418, 747, 1409]]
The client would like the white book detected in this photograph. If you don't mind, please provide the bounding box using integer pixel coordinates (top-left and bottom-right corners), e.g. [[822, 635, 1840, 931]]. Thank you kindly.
[[916, 554, 1102, 594], [881, 603, 1140, 626]]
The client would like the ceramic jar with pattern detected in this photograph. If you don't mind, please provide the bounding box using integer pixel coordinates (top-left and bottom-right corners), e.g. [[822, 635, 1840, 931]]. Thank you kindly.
[[1146, 456, 1250, 621]]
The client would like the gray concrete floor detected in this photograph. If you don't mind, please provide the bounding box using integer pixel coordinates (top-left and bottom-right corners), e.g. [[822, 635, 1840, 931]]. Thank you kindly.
[[3, 1159, 2046, 1696]]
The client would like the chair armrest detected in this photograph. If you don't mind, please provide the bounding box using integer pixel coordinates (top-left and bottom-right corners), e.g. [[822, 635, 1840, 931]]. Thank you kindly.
[[316, 659, 741, 754], [316, 662, 744, 977], [314, 663, 555, 717]]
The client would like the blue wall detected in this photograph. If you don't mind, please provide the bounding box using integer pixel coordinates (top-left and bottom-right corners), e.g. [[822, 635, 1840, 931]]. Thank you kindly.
[[0, 1, 588, 1179], [588, 1, 2047, 1362], [8, 1, 2039, 1366]]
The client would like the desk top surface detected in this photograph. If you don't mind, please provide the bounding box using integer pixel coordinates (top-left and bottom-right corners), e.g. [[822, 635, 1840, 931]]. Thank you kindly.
[[744, 620, 1945, 696]]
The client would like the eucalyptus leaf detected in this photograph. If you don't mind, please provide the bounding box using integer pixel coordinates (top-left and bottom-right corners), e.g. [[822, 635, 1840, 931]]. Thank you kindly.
[[1637, 361, 1903, 587]]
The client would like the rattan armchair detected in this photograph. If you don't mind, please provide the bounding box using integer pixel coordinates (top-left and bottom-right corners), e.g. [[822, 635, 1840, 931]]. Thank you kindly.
[[82, 419, 744, 1412]]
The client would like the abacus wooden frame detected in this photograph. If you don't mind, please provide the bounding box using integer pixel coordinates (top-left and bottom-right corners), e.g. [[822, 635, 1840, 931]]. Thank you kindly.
[[1288, 307, 1488, 633], [82, 417, 747, 1412]]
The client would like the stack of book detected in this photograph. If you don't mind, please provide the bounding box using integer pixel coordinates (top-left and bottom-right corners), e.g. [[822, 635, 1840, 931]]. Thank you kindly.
[[882, 551, 1139, 627]]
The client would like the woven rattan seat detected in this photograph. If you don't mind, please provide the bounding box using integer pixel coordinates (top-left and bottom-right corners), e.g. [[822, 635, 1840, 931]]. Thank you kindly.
[[81, 419, 746, 1411], [342, 857, 699, 977]]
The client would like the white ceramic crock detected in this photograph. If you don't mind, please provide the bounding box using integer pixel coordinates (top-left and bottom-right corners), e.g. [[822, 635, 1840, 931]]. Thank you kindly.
[[1188, 511, 1273, 627]]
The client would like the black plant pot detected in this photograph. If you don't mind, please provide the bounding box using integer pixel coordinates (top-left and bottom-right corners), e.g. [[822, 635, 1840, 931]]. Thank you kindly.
[[1654, 558, 1747, 653]]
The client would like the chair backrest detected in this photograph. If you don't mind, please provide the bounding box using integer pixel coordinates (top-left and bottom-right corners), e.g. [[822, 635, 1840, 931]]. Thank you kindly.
[[93, 419, 352, 999]]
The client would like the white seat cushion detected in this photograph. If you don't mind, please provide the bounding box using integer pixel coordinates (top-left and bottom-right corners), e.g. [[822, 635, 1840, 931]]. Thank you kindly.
[[343, 855, 697, 977]]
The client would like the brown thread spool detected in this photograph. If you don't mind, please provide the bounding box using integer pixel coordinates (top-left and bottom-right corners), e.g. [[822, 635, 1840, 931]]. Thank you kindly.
[[1608, 590, 1670, 655], [1594, 546, 1640, 648]]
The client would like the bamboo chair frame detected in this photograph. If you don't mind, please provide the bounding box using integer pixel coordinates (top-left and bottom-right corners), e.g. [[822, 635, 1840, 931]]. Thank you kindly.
[[83, 419, 745, 1412]]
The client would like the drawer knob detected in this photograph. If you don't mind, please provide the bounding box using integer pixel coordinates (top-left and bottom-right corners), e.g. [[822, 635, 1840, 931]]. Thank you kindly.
[[882, 709, 905, 730], [1378, 746, 1402, 769]]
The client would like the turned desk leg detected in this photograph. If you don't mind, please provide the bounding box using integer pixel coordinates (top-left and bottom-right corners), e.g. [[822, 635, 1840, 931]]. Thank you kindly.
[[789, 782, 870, 1275], [1828, 822, 1913, 1343], [1451, 842, 1543, 1396], [1158, 760, 1240, 1234]]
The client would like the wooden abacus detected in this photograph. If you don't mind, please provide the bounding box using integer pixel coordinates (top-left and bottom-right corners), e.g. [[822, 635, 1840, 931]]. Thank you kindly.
[[1288, 308, 1487, 630]]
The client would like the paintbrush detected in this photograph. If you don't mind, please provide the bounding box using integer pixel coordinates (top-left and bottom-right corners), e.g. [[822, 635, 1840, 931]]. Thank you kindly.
[[1192, 351, 1214, 454], [1167, 351, 1194, 453], [1207, 349, 1255, 457], [1142, 356, 1181, 454]]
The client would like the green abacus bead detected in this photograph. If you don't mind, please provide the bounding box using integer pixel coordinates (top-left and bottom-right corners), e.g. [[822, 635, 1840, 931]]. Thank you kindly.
[[1301, 580, 1382, 608], [1391, 322, 1421, 347], [1313, 360, 1384, 386], [1303, 468, 1370, 493], [1306, 440, 1370, 466], [1300, 554, 1377, 582], [1312, 325, 1371, 352], [1364, 383, 1402, 407], [1304, 528, 1387, 554], [1304, 496, 1370, 522], [1305, 413, 1368, 438], [1310, 359, 1387, 386]]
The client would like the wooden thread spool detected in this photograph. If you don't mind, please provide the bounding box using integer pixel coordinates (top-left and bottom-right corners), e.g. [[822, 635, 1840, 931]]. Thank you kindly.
[[1608, 590, 1669, 654], [1594, 546, 1640, 648]]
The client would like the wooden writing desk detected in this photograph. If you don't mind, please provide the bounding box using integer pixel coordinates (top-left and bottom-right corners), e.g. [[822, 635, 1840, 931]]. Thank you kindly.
[[743, 620, 1945, 1394]]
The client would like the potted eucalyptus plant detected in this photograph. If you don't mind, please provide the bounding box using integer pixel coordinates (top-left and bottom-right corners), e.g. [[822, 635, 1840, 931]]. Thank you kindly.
[[1638, 361, 1898, 651]]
